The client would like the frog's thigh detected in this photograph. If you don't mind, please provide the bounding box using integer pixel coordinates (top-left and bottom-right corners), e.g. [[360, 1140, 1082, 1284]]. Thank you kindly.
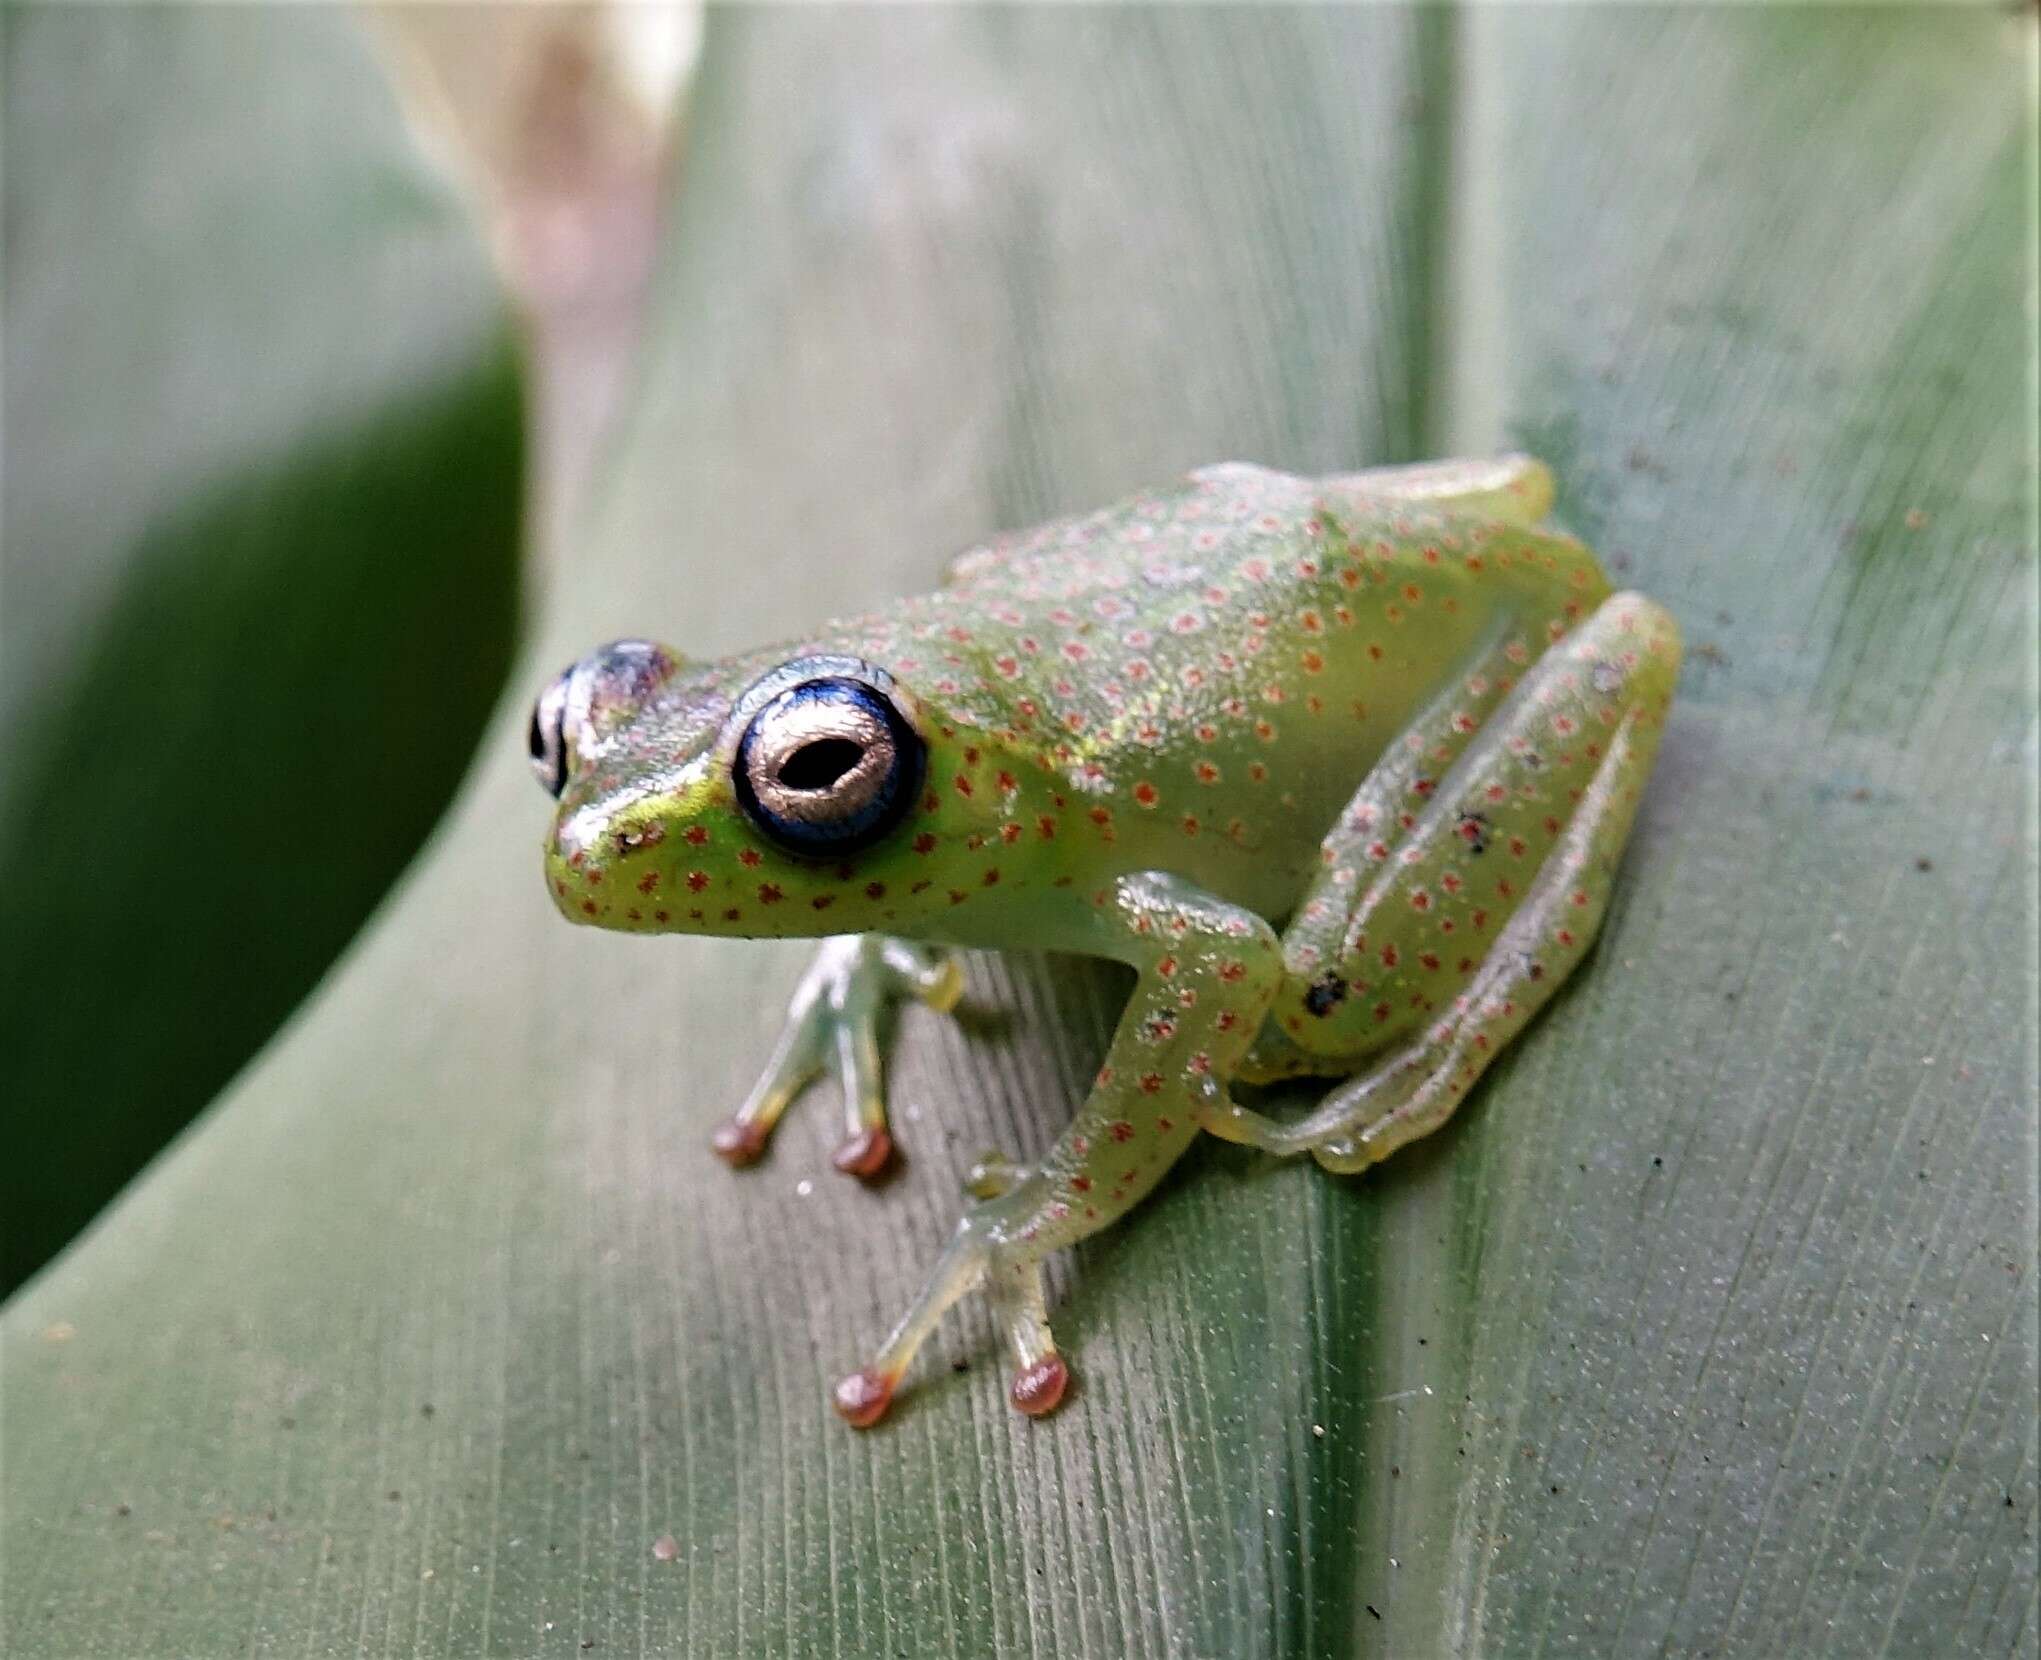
[[1215, 595, 1680, 1159], [1250, 617, 1540, 1080]]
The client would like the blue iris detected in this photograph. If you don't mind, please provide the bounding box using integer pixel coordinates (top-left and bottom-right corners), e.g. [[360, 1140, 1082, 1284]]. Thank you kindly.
[[733, 677, 924, 856]]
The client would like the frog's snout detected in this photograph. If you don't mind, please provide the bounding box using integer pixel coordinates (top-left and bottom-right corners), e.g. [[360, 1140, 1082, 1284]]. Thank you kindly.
[[543, 801, 616, 924], [545, 789, 695, 931]]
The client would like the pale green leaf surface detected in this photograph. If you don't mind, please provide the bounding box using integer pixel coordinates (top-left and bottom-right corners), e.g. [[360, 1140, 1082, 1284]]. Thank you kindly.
[[3, 10, 2034, 1658], [0, 4, 525, 1289]]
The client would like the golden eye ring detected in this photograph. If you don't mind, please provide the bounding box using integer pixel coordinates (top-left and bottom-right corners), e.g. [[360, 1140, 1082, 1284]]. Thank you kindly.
[[732, 673, 924, 855]]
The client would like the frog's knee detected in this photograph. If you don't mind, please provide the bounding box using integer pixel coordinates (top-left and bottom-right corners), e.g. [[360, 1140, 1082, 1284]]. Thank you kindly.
[[1600, 593, 1683, 668], [1329, 455, 1555, 527]]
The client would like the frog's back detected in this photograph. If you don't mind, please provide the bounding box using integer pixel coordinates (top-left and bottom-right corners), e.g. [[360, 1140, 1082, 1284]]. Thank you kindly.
[[938, 463, 1327, 614], [809, 461, 1607, 911], [819, 460, 1605, 756]]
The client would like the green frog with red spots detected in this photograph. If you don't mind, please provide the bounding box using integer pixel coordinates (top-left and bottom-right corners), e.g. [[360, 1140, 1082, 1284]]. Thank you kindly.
[[531, 456, 1681, 1427]]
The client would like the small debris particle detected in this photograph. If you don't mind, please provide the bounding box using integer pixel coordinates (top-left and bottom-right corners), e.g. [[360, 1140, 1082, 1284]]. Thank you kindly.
[[114, 1503, 131, 1518], [1366, 1604, 1382, 1621], [1915, 856, 1933, 872], [652, 1534, 679, 1563], [280, 1417, 296, 1430], [422, 1569, 435, 1583], [582, 1641, 596, 1651], [1312, 1423, 1326, 1438], [387, 1490, 401, 1503], [795, 1179, 814, 1199], [1652, 1156, 1664, 1169], [1849, 786, 1872, 803], [420, 1403, 436, 1418], [951, 1359, 970, 1374]]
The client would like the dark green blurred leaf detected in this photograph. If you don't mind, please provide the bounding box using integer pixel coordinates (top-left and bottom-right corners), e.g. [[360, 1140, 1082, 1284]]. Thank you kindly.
[[3, 9, 2033, 1657], [0, 5, 524, 1288]]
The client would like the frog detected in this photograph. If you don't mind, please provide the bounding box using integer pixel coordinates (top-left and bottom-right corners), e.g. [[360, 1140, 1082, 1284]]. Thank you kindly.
[[531, 456, 1681, 1428]]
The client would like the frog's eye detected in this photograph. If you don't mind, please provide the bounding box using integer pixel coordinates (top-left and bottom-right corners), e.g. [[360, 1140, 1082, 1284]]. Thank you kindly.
[[733, 676, 925, 856], [529, 676, 571, 796], [529, 638, 679, 798]]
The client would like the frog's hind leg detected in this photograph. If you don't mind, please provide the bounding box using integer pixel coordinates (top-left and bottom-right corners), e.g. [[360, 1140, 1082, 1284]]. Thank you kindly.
[[1238, 607, 1556, 1083], [710, 934, 961, 1180], [1211, 719, 1641, 1170], [1324, 454, 1555, 527], [1212, 595, 1681, 1167]]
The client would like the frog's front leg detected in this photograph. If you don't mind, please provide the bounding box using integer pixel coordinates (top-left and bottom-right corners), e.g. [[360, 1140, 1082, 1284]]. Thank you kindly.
[[711, 934, 961, 1179], [831, 873, 1281, 1427]]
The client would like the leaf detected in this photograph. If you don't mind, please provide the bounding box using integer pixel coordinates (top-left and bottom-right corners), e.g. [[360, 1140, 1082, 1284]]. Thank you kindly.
[[3, 9, 2033, 1657], [0, 6, 524, 1290]]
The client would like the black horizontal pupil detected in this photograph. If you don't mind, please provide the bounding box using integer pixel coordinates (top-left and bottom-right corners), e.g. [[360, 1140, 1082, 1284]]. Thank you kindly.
[[778, 738, 864, 791]]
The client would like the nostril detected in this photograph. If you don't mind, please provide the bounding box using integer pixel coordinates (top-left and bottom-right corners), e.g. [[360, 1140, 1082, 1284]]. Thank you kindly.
[[613, 823, 667, 855], [552, 803, 610, 868]]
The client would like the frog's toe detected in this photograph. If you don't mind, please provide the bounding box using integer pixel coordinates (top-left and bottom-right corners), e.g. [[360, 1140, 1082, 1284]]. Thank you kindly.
[[830, 1125, 895, 1180], [831, 1365, 899, 1429], [710, 1117, 770, 1166], [1009, 1352, 1071, 1418]]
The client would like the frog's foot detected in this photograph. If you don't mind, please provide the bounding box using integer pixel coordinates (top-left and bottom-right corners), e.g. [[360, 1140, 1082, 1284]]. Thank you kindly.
[[710, 934, 961, 1183], [832, 1193, 1071, 1427], [1203, 1043, 1430, 1162]]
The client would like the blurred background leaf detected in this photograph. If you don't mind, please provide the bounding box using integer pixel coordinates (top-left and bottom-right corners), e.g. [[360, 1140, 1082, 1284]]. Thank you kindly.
[[3, 7, 2034, 1658], [0, 5, 525, 1290]]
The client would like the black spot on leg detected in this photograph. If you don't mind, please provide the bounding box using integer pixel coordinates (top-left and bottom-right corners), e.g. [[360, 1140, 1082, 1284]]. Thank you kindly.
[[1304, 973, 1348, 1016]]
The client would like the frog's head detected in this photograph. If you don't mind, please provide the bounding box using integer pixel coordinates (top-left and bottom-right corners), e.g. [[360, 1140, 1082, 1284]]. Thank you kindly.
[[534, 642, 1010, 938]]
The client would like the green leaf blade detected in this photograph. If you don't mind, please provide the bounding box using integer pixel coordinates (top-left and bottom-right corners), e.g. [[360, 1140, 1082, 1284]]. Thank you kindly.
[[3, 9, 2032, 1657], [0, 3, 526, 1291]]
